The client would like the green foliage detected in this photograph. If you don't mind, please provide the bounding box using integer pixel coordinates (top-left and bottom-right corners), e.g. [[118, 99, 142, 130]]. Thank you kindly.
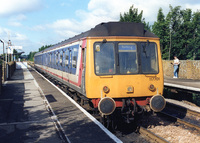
[[152, 5, 200, 60], [152, 8, 169, 59], [120, 5, 151, 30], [27, 44, 53, 61], [27, 51, 37, 61], [121, 5, 200, 60], [39, 45, 53, 52]]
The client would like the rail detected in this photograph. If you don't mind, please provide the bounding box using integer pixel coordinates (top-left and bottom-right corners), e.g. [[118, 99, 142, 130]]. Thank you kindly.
[[139, 126, 169, 143]]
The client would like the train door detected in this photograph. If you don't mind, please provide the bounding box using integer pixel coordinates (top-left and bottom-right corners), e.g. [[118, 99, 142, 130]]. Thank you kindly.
[[81, 47, 86, 94], [68, 46, 78, 74], [68, 45, 79, 85], [72, 46, 78, 75]]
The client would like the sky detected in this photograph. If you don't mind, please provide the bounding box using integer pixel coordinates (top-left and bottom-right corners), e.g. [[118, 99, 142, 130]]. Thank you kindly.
[[0, 0, 200, 55]]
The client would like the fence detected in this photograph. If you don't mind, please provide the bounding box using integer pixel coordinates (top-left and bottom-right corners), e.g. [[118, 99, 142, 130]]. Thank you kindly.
[[0, 62, 16, 95]]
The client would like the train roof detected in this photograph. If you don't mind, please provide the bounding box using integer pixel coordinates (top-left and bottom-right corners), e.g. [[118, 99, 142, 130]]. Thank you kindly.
[[35, 22, 158, 55]]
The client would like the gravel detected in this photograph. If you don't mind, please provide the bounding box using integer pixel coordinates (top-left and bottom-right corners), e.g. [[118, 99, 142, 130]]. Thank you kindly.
[[149, 125, 200, 143]]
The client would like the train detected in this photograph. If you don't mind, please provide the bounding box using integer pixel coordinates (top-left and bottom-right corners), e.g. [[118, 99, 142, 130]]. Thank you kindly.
[[34, 22, 166, 124]]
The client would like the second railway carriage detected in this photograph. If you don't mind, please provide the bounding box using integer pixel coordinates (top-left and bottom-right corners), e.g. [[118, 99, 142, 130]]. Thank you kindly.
[[34, 22, 166, 123]]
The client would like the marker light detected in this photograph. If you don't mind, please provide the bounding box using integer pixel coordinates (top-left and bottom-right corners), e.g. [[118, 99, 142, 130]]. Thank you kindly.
[[149, 84, 155, 91], [103, 86, 110, 93]]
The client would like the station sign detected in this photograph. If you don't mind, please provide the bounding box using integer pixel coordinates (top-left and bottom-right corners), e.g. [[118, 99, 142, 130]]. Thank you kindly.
[[9, 46, 23, 49], [7, 46, 23, 54]]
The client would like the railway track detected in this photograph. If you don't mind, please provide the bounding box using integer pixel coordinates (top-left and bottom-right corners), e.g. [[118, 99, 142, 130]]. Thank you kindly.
[[165, 102, 200, 118], [160, 102, 200, 131], [139, 127, 169, 143]]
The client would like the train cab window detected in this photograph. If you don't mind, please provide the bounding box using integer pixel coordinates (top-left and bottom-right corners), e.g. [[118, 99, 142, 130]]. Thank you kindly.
[[140, 42, 158, 74], [60, 51, 63, 66], [118, 43, 138, 74], [72, 47, 78, 68], [94, 43, 115, 75]]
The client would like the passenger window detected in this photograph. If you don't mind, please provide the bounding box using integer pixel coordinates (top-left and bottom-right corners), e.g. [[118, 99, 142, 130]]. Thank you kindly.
[[49, 53, 51, 65], [65, 50, 69, 67], [60, 51, 63, 66], [72, 48, 78, 68], [56, 52, 59, 66], [52, 53, 55, 66], [94, 43, 115, 75]]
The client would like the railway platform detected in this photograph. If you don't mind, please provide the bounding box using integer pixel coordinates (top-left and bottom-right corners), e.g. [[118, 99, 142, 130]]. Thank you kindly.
[[0, 63, 61, 143], [164, 77, 200, 92], [0, 62, 121, 143]]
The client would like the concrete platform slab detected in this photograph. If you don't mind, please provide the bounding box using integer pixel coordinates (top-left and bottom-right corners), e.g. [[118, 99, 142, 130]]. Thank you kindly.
[[164, 77, 200, 92], [29, 67, 121, 143], [0, 67, 62, 143]]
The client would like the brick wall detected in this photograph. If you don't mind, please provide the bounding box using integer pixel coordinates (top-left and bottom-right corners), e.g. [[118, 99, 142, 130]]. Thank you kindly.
[[163, 60, 200, 79]]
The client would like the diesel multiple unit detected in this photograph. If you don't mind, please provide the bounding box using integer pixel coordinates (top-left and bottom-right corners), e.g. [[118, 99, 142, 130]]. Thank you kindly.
[[34, 22, 166, 123]]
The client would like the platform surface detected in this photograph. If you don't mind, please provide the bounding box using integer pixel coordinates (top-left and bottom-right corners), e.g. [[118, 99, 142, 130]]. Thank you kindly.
[[29, 67, 119, 143], [164, 77, 200, 92], [0, 66, 61, 142], [0, 62, 120, 143]]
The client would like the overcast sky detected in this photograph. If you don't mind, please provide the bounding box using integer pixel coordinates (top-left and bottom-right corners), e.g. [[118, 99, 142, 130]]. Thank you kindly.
[[0, 0, 199, 54]]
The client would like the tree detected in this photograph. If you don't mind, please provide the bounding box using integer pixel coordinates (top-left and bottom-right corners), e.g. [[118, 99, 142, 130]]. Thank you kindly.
[[152, 5, 200, 60], [27, 44, 53, 61], [39, 44, 53, 52], [120, 5, 151, 30], [152, 8, 169, 59], [27, 51, 37, 61], [190, 10, 200, 60], [165, 5, 182, 59]]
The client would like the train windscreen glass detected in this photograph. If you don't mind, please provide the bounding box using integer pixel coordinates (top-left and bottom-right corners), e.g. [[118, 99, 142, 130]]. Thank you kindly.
[[118, 43, 138, 74], [94, 43, 115, 75], [140, 42, 158, 74]]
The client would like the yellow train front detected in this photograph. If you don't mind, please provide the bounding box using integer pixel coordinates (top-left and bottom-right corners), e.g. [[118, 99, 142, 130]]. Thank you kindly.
[[34, 22, 166, 123], [84, 22, 166, 122]]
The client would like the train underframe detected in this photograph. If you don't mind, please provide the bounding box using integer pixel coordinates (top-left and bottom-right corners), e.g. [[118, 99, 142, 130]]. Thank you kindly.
[[91, 97, 151, 127], [62, 85, 154, 126], [37, 68, 165, 129]]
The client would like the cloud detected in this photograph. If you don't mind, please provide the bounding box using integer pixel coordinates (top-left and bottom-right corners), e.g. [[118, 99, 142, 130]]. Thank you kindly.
[[31, 25, 46, 31], [36, 0, 200, 45], [7, 14, 27, 27], [0, 26, 30, 54], [0, 0, 43, 17], [8, 22, 22, 27], [184, 4, 200, 11], [10, 14, 27, 21], [10, 0, 199, 54], [0, 27, 28, 42]]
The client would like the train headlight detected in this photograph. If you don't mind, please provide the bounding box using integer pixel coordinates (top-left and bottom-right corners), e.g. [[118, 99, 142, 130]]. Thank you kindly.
[[150, 95, 166, 112], [98, 97, 116, 115], [127, 86, 134, 93], [103, 86, 110, 93], [149, 84, 156, 91]]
